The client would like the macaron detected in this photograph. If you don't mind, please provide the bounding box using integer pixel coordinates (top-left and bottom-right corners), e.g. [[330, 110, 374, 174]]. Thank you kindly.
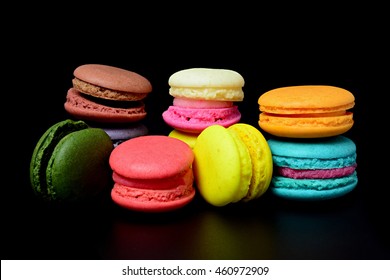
[[268, 136, 358, 200], [30, 119, 114, 203], [92, 122, 148, 147], [258, 85, 355, 138], [162, 68, 244, 134], [168, 129, 198, 149], [109, 135, 196, 212], [193, 124, 273, 207], [64, 64, 152, 123]]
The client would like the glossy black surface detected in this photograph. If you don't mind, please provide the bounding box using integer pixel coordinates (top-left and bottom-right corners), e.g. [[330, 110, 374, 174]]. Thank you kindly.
[[3, 34, 388, 260]]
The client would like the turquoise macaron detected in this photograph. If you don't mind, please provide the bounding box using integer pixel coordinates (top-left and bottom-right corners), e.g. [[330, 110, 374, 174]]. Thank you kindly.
[[268, 136, 358, 200], [30, 119, 114, 203]]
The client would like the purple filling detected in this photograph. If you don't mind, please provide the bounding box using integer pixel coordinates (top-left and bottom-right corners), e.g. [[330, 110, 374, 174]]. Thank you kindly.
[[277, 164, 357, 179]]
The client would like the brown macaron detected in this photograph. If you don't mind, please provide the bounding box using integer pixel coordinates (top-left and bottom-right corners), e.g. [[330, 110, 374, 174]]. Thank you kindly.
[[65, 64, 152, 123]]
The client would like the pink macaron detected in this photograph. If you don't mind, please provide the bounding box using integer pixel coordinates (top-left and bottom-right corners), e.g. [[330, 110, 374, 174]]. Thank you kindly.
[[109, 135, 196, 212], [162, 68, 245, 134]]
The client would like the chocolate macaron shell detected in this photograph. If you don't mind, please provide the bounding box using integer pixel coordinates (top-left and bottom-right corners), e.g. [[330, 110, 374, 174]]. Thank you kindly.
[[47, 128, 113, 202], [73, 64, 152, 100]]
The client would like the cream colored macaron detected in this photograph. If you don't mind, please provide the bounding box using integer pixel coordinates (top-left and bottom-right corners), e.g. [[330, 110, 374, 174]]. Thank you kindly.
[[168, 68, 245, 101]]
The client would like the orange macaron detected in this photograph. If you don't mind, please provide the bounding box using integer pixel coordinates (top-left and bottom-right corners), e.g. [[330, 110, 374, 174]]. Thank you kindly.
[[258, 85, 355, 138]]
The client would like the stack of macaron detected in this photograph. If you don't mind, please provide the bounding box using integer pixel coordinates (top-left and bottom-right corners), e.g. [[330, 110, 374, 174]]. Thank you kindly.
[[162, 68, 245, 148], [64, 64, 151, 146], [258, 85, 358, 200]]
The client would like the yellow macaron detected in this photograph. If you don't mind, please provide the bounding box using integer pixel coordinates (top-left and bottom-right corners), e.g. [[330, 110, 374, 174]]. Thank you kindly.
[[168, 129, 199, 149], [193, 123, 273, 206]]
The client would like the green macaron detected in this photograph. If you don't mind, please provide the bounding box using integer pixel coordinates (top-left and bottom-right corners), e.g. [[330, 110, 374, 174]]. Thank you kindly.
[[30, 119, 114, 203]]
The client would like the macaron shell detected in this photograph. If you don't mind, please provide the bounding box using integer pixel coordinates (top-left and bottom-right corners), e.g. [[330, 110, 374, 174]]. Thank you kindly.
[[271, 173, 358, 200], [268, 136, 356, 159], [193, 125, 251, 206], [65, 88, 146, 123], [47, 128, 113, 201], [226, 127, 252, 202], [228, 123, 273, 201], [111, 169, 195, 213], [168, 129, 199, 149], [110, 135, 194, 180], [258, 85, 355, 113], [259, 113, 354, 138], [168, 68, 245, 101], [73, 64, 152, 96], [111, 186, 195, 212]]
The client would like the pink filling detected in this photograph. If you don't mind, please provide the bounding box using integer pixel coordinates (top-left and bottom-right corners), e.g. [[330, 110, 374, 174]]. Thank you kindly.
[[162, 105, 241, 133], [277, 164, 357, 179], [173, 97, 233, 108], [113, 168, 193, 190]]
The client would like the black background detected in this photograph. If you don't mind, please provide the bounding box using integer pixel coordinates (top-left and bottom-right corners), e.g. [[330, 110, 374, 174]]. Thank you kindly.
[[3, 8, 389, 260]]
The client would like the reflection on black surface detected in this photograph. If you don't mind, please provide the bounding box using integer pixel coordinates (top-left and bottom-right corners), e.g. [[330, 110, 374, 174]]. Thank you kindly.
[[3, 172, 390, 260], [186, 210, 276, 259], [273, 191, 390, 259], [100, 200, 276, 259], [97, 190, 390, 260], [274, 207, 365, 259]]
